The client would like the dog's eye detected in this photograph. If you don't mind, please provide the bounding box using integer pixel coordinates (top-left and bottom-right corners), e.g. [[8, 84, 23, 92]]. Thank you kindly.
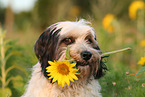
[[86, 38, 93, 44], [63, 38, 73, 45], [93, 46, 100, 50]]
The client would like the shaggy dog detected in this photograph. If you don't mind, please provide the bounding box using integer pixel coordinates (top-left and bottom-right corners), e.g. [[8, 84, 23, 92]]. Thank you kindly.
[[22, 19, 107, 97]]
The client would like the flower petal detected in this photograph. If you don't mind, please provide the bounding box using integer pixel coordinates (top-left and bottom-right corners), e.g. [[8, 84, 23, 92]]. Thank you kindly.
[[64, 75, 70, 86], [48, 61, 57, 66], [61, 78, 66, 87], [67, 75, 74, 82], [70, 63, 77, 67], [57, 74, 62, 85], [52, 74, 58, 83], [69, 73, 78, 80]]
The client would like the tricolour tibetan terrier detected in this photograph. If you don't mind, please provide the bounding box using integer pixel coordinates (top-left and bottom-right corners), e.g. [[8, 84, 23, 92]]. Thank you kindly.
[[22, 19, 107, 97]]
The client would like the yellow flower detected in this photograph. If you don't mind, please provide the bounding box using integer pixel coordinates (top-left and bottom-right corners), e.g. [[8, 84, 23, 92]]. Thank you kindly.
[[46, 60, 80, 87], [129, 0, 145, 20], [139, 39, 145, 47], [138, 56, 145, 66], [102, 14, 115, 33]]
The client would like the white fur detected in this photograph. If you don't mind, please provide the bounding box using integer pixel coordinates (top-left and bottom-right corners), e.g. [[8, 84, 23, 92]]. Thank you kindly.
[[55, 19, 96, 38], [22, 62, 102, 97]]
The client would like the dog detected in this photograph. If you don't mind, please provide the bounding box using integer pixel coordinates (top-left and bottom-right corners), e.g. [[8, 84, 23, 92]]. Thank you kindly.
[[22, 19, 107, 97]]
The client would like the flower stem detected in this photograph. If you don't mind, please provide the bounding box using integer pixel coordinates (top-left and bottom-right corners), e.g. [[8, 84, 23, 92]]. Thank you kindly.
[[101, 47, 131, 57]]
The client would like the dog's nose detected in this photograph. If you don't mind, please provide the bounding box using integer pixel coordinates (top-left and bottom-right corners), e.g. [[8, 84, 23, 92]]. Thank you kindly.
[[81, 51, 92, 61]]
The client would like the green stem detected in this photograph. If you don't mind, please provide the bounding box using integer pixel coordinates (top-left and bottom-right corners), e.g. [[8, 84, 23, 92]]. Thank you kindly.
[[101, 47, 131, 57], [0, 27, 6, 89]]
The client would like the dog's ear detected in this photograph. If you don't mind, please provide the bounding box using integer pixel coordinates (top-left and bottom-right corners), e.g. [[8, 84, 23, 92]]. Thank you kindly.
[[34, 24, 61, 77]]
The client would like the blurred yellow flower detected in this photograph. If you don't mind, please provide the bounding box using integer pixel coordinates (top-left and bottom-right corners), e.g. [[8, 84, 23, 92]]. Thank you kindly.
[[139, 39, 145, 47], [138, 56, 145, 66], [46, 60, 80, 87], [129, 0, 145, 20], [102, 14, 115, 33]]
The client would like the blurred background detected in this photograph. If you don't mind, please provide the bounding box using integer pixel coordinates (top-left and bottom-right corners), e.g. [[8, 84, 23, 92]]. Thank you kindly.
[[0, 0, 145, 97]]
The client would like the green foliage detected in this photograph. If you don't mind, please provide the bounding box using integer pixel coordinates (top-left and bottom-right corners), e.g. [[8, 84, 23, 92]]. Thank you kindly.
[[0, 88, 12, 97], [136, 66, 145, 76], [100, 64, 145, 97], [33, 0, 59, 29], [0, 27, 28, 96]]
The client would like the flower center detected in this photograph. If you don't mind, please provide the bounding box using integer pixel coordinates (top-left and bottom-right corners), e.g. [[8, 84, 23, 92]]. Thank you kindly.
[[57, 63, 70, 75]]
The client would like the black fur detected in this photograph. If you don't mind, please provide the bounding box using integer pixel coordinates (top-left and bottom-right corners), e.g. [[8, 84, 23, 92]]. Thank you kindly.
[[94, 59, 108, 79], [34, 24, 62, 77], [93, 48, 108, 79]]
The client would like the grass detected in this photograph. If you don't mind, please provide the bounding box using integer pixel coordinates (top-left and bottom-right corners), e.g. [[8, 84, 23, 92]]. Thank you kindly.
[[100, 62, 145, 97]]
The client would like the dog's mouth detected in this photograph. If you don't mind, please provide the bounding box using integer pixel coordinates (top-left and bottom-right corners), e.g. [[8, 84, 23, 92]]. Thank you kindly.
[[76, 61, 89, 67]]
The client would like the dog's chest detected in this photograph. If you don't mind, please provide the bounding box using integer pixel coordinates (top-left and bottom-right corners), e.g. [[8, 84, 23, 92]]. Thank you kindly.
[[22, 63, 102, 97]]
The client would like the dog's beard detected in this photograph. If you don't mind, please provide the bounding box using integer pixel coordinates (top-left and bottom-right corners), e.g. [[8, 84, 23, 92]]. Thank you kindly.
[[56, 48, 100, 81], [76, 61, 99, 80]]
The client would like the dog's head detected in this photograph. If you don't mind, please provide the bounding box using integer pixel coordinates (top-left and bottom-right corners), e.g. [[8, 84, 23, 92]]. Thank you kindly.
[[34, 19, 107, 82]]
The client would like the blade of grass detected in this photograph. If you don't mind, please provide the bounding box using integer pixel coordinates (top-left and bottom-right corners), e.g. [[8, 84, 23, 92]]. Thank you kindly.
[[136, 66, 145, 76]]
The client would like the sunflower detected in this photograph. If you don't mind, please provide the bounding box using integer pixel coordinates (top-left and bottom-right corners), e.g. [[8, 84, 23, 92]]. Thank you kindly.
[[139, 39, 145, 47], [102, 14, 115, 33], [138, 56, 145, 66], [129, 0, 145, 20], [46, 60, 80, 87]]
